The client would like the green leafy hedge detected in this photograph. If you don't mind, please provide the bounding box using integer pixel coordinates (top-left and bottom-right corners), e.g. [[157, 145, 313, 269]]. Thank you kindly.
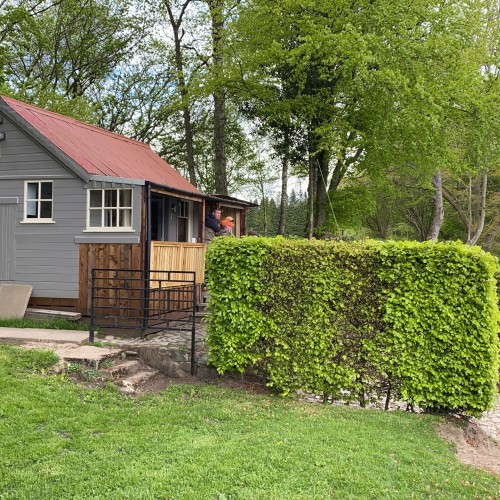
[[205, 238, 499, 417]]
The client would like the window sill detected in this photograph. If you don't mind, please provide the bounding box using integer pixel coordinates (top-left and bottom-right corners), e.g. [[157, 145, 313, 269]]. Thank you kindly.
[[20, 219, 55, 224], [83, 228, 135, 233]]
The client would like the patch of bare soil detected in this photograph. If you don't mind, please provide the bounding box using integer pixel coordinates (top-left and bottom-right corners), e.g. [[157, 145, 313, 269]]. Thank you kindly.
[[64, 366, 271, 397], [437, 416, 500, 476]]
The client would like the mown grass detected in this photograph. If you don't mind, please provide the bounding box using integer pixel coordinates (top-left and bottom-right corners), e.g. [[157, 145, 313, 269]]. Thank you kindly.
[[0, 345, 498, 499], [0, 317, 88, 330]]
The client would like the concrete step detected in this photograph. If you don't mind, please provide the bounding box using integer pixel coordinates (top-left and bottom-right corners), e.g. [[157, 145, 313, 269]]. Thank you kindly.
[[0, 328, 88, 345], [24, 308, 82, 321], [0, 284, 32, 319]]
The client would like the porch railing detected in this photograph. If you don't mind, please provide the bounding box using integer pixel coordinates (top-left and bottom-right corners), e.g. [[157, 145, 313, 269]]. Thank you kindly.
[[150, 241, 206, 285]]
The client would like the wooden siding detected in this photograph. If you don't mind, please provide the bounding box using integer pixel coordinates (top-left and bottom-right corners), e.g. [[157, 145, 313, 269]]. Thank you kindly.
[[0, 115, 83, 297], [150, 242, 206, 285], [77, 243, 143, 315], [0, 114, 144, 300], [28, 297, 77, 311]]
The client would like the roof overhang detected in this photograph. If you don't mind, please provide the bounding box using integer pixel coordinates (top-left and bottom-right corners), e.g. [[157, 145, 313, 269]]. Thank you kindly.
[[206, 193, 259, 208], [89, 175, 145, 186], [149, 181, 205, 202]]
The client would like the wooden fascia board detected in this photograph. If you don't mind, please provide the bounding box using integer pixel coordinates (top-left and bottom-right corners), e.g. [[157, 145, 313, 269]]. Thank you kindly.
[[151, 186, 204, 203]]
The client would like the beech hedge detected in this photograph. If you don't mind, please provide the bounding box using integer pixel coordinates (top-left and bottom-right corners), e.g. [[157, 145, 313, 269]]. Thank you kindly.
[[205, 237, 499, 416]]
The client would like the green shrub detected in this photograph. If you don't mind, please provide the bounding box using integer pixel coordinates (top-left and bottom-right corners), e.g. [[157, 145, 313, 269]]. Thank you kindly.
[[206, 238, 499, 417]]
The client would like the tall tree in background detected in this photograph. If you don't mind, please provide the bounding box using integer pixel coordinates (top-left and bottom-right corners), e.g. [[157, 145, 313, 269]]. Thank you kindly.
[[93, 44, 177, 142], [1, 0, 142, 119], [163, 0, 198, 186], [204, 0, 227, 194], [236, 0, 491, 237]]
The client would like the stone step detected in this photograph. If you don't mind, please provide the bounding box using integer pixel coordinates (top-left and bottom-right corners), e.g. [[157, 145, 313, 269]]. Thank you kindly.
[[195, 311, 208, 324], [117, 369, 159, 394], [100, 359, 142, 378], [58, 346, 124, 369]]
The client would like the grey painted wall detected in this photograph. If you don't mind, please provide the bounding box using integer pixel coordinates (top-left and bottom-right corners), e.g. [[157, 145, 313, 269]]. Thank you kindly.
[[0, 113, 143, 298]]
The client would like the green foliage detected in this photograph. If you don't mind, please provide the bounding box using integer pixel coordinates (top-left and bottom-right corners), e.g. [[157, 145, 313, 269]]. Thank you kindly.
[[246, 191, 308, 237], [205, 236, 272, 371], [206, 238, 499, 416], [1, 0, 142, 121]]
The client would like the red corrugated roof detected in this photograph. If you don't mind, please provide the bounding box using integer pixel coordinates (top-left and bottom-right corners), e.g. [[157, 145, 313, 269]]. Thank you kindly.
[[2, 96, 201, 195]]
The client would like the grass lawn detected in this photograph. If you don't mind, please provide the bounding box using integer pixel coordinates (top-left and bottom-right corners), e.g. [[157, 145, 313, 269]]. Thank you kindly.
[[0, 345, 498, 499], [0, 318, 89, 330]]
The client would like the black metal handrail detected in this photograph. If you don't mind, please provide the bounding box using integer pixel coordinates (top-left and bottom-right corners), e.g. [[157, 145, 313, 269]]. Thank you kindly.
[[89, 268, 197, 374]]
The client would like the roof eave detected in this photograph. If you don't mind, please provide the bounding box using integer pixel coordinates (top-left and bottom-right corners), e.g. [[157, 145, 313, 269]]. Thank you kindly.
[[0, 97, 91, 183], [206, 193, 259, 208], [89, 175, 145, 186], [148, 181, 204, 200]]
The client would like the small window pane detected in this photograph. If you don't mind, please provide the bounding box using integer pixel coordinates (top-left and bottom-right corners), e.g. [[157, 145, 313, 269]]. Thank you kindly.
[[89, 210, 101, 227], [40, 201, 52, 218], [27, 183, 38, 200], [104, 190, 117, 207], [179, 200, 189, 218], [119, 209, 131, 227], [90, 191, 102, 207], [40, 182, 52, 199], [119, 189, 132, 207], [104, 209, 117, 227], [26, 200, 38, 217]]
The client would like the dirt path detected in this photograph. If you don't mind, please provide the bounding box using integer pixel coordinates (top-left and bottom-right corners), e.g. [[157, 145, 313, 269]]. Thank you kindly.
[[438, 416, 500, 476]]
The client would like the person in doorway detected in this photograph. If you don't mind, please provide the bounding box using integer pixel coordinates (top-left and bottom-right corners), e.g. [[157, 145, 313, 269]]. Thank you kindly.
[[204, 208, 222, 243]]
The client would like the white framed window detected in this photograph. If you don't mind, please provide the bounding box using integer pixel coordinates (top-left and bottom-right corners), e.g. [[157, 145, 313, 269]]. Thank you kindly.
[[87, 188, 133, 230], [177, 199, 191, 242], [22, 180, 54, 223], [178, 200, 189, 219]]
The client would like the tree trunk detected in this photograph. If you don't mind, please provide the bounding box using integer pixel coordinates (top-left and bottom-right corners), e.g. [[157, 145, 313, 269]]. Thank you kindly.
[[307, 148, 316, 239], [467, 171, 487, 246], [278, 154, 289, 235], [427, 170, 444, 241], [166, 1, 197, 187], [208, 0, 228, 195], [314, 149, 331, 228]]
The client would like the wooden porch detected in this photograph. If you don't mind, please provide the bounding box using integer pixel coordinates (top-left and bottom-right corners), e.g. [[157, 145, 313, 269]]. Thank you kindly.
[[150, 241, 205, 285], [78, 241, 206, 316]]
